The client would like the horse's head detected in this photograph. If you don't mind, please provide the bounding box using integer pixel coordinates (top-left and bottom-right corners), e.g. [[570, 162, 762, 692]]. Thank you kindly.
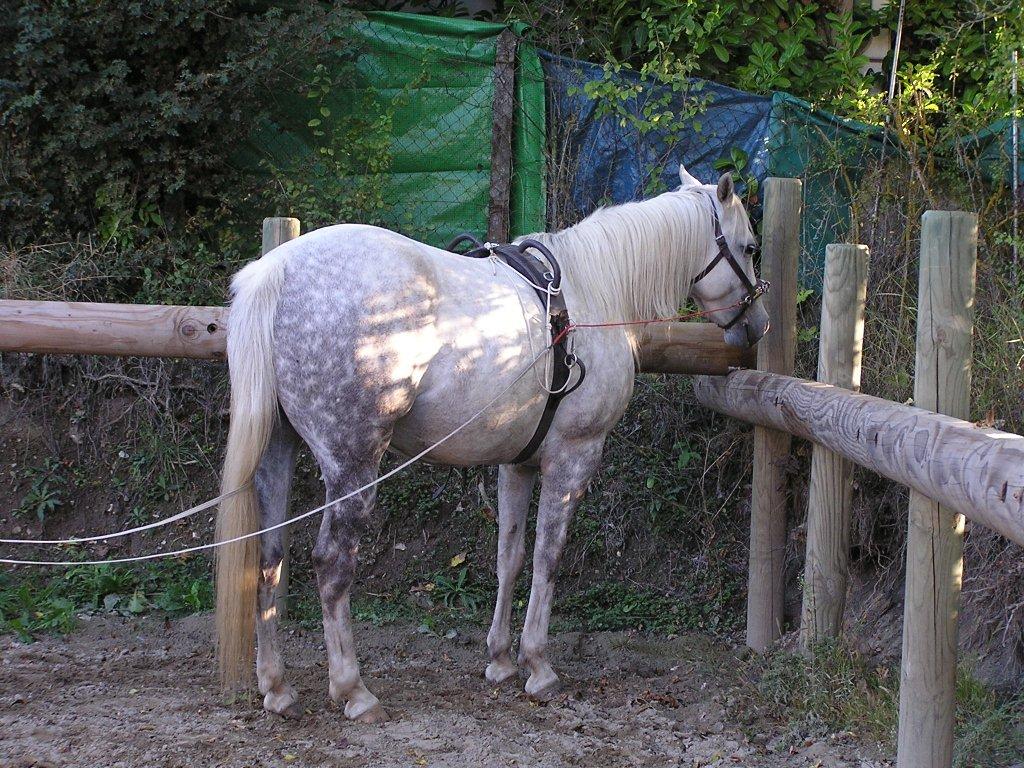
[[678, 164, 771, 350]]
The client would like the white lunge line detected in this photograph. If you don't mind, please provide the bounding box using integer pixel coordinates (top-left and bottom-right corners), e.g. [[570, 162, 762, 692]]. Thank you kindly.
[[1, 346, 549, 567], [0, 486, 249, 546]]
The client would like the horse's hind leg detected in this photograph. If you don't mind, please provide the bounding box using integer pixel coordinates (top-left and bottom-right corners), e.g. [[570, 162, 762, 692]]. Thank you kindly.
[[312, 458, 388, 723], [255, 416, 301, 717], [485, 463, 537, 684]]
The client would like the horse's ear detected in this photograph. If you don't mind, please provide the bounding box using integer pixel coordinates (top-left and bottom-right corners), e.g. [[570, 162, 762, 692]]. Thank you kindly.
[[716, 172, 735, 202], [678, 163, 701, 188]]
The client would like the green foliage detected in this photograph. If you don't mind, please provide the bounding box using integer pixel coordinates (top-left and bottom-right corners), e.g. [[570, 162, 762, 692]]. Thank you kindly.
[[953, 668, 1024, 767], [0, 1, 396, 308], [893, 1, 1024, 130], [0, 560, 214, 641], [0, 573, 77, 642], [755, 640, 898, 739], [377, 468, 449, 525], [557, 580, 741, 634], [754, 643, 1024, 763], [352, 595, 412, 627], [16, 458, 66, 522], [430, 566, 490, 616], [0, 1, 355, 246], [713, 147, 759, 204], [293, 590, 416, 631], [517, 0, 1021, 138], [260, 59, 394, 230], [517, 1, 877, 108]]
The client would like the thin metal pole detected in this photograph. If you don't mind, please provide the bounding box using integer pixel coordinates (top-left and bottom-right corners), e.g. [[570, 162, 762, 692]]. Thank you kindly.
[[871, 0, 908, 234], [1012, 49, 1019, 273], [887, 0, 907, 106]]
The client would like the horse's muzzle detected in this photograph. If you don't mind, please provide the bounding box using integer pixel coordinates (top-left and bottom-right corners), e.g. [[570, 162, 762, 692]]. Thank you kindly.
[[723, 304, 770, 349]]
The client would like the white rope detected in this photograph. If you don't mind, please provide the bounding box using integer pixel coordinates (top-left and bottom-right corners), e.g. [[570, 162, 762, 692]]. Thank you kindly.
[[0, 485, 249, 546], [1, 345, 549, 567]]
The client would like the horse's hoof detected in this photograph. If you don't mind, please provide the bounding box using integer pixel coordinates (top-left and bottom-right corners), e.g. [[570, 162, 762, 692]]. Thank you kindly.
[[525, 675, 563, 702], [485, 659, 518, 685], [350, 702, 390, 724], [264, 686, 301, 718]]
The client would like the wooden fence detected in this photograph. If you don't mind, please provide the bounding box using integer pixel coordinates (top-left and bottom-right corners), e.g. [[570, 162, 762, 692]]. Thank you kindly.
[[2, 185, 1021, 768], [693, 192, 1023, 768]]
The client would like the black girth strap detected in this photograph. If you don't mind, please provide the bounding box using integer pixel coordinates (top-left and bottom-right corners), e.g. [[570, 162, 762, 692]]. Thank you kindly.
[[448, 233, 585, 463]]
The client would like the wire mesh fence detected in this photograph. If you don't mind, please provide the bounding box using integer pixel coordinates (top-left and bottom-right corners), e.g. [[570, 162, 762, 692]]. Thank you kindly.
[[239, 11, 1020, 293], [238, 11, 546, 248]]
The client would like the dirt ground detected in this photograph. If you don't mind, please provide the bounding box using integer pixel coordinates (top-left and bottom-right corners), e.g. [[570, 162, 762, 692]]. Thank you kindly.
[[0, 614, 891, 768]]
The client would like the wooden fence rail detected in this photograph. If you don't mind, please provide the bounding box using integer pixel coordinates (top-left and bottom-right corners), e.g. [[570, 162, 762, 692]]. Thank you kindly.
[[692, 370, 1024, 548], [0, 302, 755, 376], [0, 301, 228, 359]]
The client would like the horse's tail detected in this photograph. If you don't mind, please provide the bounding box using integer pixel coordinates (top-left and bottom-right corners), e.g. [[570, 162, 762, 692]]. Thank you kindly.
[[215, 250, 288, 689]]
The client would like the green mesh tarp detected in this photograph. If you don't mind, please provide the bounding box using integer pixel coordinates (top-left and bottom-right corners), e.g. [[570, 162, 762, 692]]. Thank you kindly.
[[766, 93, 887, 287], [947, 117, 1022, 186], [242, 12, 545, 247]]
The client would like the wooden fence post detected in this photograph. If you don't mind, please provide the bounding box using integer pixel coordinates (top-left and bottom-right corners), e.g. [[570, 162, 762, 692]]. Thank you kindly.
[[262, 217, 301, 620], [486, 29, 518, 243], [896, 211, 977, 768], [800, 244, 870, 650], [747, 177, 800, 651]]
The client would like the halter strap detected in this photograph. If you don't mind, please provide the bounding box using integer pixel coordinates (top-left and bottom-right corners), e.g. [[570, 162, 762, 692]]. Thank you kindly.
[[690, 194, 770, 330]]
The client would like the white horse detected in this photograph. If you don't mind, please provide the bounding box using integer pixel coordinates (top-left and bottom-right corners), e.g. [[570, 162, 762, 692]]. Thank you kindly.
[[215, 166, 769, 721]]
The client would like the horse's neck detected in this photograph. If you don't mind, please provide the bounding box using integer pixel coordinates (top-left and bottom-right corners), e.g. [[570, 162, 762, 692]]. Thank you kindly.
[[537, 191, 708, 328]]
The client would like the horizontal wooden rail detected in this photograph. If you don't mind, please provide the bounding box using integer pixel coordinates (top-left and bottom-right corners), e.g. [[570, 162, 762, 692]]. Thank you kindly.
[[0, 300, 753, 375], [636, 322, 755, 374], [693, 370, 1024, 547], [0, 301, 227, 360]]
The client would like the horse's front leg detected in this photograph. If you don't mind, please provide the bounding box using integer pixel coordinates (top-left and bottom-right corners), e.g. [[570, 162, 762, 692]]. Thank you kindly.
[[518, 438, 605, 698], [485, 463, 538, 684]]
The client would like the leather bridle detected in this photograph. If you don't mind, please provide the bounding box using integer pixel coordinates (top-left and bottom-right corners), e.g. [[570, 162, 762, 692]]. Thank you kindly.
[[690, 194, 770, 330]]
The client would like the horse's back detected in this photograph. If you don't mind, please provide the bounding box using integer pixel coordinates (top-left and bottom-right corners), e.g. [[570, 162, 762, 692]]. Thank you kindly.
[[266, 224, 549, 465]]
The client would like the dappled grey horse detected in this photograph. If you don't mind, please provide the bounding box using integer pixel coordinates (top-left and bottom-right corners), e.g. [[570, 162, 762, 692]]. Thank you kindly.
[[215, 166, 769, 721]]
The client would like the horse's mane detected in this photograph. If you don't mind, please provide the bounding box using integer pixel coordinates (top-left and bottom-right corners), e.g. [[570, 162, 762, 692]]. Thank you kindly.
[[528, 187, 712, 344]]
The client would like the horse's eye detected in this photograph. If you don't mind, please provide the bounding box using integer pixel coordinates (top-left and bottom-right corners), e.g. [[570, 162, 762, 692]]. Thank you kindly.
[[745, 244, 758, 257]]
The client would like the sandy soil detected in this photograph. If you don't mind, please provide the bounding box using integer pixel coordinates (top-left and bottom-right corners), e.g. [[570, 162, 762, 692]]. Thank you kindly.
[[0, 615, 891, 768]]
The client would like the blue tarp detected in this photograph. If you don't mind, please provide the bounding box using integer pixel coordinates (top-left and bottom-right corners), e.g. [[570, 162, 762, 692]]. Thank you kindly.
[[541, 52, 772, 215], [541, 52, 890, 289]]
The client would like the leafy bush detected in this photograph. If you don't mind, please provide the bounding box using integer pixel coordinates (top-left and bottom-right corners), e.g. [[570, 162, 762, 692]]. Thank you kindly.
[[510, 2, 876, 109], [16, 458, 65, 522], [0, 1, 360, 246], [511, 0, 1022, 134], [0, 573, 77, 642]]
